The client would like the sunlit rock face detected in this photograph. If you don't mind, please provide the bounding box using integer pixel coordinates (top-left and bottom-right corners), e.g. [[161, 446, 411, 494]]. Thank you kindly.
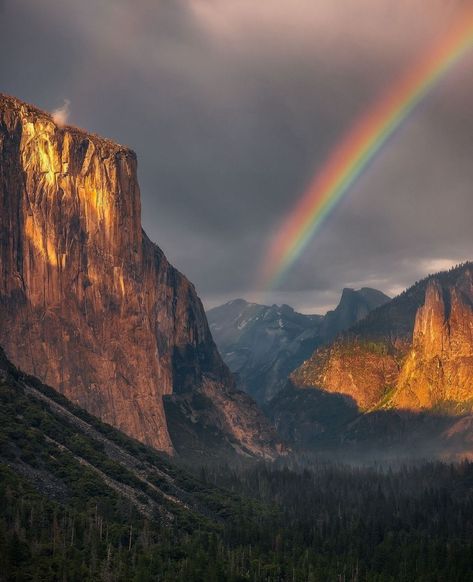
[[0, 94, 279, 457], [393, 272, 473, 410], [291, 340, 403, 410], [290, 264, 473, 414]]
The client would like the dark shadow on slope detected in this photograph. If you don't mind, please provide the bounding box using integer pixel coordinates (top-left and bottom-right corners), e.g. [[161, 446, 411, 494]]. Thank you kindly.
[[267, 382, 473, 462], [266, 383, 359, 450], [164, 391, 241, 463]]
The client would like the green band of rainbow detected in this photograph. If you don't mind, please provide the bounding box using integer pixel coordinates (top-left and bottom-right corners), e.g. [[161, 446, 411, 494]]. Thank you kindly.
[[260, 8, 473, 291]]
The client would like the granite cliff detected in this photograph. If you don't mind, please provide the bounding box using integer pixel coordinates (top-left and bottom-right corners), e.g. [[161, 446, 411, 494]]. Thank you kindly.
[[291, 263, 473, 413], [0, 94, 279, 458], [270, 264, 473, 454], [393, 271, 473, 411]]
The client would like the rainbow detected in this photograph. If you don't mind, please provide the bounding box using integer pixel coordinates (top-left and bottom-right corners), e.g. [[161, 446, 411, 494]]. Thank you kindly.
[[260, 7, 473, 291]]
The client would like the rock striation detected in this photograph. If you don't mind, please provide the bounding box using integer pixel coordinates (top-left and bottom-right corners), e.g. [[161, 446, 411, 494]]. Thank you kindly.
[[0, 94, 279, 457], [290, 264, 473, 414], [393, 271, 473, 410]]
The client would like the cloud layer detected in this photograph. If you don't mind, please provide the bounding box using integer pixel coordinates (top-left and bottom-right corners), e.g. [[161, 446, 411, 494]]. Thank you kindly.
[[1, 0, 472, 312], [52, 98, 71, 127]]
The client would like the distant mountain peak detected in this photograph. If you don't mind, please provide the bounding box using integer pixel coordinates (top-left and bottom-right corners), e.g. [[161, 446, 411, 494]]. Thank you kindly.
[[227, 298, 251, 307], [323, 286, 390, 339], [207, 285, 388, 403]]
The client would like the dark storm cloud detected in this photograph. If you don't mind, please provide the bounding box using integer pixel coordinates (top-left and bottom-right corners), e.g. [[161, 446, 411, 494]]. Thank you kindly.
[[1, 0, 472, 313]]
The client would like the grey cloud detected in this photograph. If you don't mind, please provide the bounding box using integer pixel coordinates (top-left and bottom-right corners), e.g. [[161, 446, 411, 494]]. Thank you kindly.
[[1, 0, 472, 313]]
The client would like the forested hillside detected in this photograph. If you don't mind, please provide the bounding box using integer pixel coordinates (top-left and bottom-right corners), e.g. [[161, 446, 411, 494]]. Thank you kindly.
[[2, 347, 473, 581]]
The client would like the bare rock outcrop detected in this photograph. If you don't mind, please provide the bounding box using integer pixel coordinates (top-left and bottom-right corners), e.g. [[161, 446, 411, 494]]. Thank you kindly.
[[0, 94, 279, 458]]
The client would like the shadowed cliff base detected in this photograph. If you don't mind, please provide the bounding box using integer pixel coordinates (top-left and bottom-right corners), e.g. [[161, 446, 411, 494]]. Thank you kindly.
[[268, 383, 473, 462]]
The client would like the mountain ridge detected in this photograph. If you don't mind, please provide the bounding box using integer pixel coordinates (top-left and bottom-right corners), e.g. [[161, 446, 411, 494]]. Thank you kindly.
[[0, 93, 279, 459], [207, 287, 390, 403], [269, 262, 473, 452], [291, 262, 473, 413]]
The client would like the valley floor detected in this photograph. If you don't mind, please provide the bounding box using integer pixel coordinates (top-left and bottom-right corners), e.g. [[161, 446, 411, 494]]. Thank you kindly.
[[2, 347, 473, 581]]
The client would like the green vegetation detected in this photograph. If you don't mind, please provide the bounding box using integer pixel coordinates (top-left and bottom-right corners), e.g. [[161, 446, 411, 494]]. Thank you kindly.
[[338, 339, 394, 357], [216, 459, 473, 581], [2, 349, 473, 580], [369, 385, 398, 411], [0, 353, 271, 580]]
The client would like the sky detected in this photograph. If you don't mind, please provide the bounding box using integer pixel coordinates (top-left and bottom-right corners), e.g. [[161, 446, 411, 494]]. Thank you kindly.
[[1, 0, 473, 313]]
